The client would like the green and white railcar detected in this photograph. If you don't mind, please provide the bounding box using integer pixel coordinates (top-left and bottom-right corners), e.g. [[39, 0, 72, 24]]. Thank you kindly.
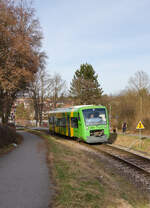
[[48, 105, 110, 143]]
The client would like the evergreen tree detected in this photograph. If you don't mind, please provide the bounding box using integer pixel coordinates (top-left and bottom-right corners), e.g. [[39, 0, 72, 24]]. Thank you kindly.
[[70, 63, 103, 104]]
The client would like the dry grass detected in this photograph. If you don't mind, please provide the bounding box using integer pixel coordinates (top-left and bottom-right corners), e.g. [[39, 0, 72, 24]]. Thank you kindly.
[[30, 130, 150, 208], [113, 134, 150, 155]]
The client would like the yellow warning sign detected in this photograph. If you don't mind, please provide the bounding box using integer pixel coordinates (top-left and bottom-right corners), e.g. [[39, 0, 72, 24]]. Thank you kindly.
[[136, 121, 144, 129]]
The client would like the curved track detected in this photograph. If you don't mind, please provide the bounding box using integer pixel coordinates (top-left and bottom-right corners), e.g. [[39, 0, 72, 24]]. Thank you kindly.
[[88, 144, 150, 176]]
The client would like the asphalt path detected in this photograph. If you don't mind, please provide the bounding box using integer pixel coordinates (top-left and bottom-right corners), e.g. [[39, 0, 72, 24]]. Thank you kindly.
[[0, 131, 52, 208]]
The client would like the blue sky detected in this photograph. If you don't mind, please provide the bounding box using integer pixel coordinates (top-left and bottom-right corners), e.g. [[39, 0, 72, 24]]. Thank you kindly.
[[33, 0, 150, 94]]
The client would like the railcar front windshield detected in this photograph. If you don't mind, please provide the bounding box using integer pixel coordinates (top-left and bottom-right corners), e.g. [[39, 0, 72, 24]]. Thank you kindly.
[[82, 108, 107, 126]]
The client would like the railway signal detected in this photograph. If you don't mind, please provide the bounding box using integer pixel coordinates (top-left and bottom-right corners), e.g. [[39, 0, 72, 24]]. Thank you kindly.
[[129, 121, 145, 149]]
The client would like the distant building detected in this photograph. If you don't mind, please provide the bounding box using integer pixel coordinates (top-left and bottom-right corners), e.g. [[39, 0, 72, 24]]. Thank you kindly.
[[10, 96, 74, 126]]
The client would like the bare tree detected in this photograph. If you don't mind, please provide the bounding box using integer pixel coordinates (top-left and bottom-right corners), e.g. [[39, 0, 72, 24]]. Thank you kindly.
[[49, 74, 67, 109], [128, 70, 150, 93], [29, 54, 50, 126], [128, 70, 150, 118]]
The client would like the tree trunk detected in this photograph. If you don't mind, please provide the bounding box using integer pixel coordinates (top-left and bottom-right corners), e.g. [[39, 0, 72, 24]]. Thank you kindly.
[[2, 102, 11, 124], [0, 92, 15, 125], [39, 104, 43, 126]]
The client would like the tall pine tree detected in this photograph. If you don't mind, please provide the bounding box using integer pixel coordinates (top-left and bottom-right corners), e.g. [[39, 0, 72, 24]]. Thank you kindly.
[[70, 63, 103, 105]]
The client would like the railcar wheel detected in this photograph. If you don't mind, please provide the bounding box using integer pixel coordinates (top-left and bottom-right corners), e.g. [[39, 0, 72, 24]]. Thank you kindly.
[[76, 137, 81, 143]]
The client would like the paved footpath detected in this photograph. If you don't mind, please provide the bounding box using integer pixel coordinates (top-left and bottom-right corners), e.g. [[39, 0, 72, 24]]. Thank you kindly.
[[0, 131, 52, 208]]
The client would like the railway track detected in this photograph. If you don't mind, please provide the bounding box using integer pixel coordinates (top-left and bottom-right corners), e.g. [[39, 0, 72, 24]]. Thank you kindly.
[[83, 143, 150, 177], [107, 144, 150, 172]]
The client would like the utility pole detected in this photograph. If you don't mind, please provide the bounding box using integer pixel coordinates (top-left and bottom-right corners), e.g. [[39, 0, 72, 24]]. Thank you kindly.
[[140, 95, 143, 118], [108, 104, 111, 130]]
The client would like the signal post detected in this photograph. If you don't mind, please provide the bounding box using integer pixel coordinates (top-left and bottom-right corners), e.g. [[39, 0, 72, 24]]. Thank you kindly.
[[136, 120, 144, 139]]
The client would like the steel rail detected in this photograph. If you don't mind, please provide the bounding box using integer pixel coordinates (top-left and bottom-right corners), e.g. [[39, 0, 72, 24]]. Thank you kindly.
[[86, 143, 150, 176]]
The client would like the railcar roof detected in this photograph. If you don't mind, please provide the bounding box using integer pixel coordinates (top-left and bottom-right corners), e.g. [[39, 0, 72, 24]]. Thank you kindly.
[[49, 105, 105, 114]]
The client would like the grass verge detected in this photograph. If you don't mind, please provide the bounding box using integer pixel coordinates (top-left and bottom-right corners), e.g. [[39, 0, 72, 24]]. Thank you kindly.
[[29, 130, 150, 208], [112, 133, 150, 155]]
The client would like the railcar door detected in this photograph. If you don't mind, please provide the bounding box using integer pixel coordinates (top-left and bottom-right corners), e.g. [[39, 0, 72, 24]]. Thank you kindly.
[[67, 116, 70, 137], [77, 112, 82, 139], [52, 116, 55, 132]]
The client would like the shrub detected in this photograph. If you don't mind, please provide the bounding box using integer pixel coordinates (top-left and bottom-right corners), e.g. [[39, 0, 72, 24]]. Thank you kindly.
[[0, 124, 21, 148], [143, 118, 150, 131]]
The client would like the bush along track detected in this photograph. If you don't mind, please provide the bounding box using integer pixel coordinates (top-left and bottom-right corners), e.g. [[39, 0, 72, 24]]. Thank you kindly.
[[30, 130, 150, 208], [0, 125, 23, 155]]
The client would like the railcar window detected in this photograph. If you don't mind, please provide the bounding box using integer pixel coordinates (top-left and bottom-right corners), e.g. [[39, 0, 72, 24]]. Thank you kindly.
[[55, 118, 58, 126], [71, 117, 78, 128], [54, 117, 66, 127], [55, 118, 60, 127], [60, 117, 66, 127], [82, 108, 107, 126], [78, 113, 80, 121], [49, 117, 53, 124]]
